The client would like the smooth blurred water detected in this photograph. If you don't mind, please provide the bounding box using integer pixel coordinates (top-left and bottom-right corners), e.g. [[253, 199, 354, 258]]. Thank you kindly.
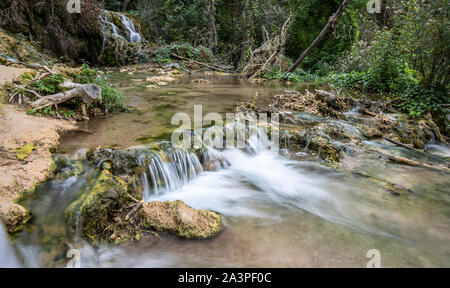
[[0, 222, 21, 268]]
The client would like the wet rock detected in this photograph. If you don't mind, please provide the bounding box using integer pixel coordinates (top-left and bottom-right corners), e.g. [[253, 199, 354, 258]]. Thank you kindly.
[[280, 129, 341, 163], [141, 200, 222, 239], [0, 202, 31, 233], [146, 75, 175, 83], [65, 169, 137, 245], [65, 168, 222, 244], [361, 127, 383, 139]]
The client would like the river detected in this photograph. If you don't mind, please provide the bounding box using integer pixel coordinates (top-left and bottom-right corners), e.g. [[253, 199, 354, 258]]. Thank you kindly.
[[4, 71, 449, 267]]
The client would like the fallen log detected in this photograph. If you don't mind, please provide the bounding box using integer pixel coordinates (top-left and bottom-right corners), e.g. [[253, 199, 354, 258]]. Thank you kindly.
[[285, 0, 350, 73], [30, 81, 101, 110]]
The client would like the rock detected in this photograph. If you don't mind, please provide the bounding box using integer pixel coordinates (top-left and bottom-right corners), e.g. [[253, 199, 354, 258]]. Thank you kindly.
[[65, 169, 136, 245], [141, 200, 222, 239], [146, 84, 157, 89], [157, 81, 168, 86], [361, 127, 383, 139], [0, 202, 31, 233], [89, 107, 103, 117], [65, 168, 222, 244], [146, 75, 175, 83]]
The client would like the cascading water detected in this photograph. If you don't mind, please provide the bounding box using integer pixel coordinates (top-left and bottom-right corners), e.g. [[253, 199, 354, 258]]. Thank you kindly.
[[0, 222, 21, 268], [138, 148, 225, 201], [98, 12, 143, 44], [121, 15, 142, 43]]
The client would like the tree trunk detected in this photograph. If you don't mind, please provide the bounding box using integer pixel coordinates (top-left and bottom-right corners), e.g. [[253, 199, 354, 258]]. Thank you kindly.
[[285, 0, 350, 74], [208, 0, 218, 50], [238, 0, 254, 71], [122, 0, 130, 12], [31, 81, 101, 110]]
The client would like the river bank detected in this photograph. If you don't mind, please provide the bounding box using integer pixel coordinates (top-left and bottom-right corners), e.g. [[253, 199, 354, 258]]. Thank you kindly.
[[0, 77, 77, 232]]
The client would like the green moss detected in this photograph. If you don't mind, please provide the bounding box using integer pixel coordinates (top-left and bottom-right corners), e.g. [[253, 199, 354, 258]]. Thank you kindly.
[[65, 169, 135, 245], [15, 142, 35, 160]]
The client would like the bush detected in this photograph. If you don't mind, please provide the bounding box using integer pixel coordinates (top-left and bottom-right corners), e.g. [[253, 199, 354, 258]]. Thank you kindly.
[[74, 64, 127, 112]]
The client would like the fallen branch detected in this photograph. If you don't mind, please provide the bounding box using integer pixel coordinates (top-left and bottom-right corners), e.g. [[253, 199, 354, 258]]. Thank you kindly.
[[286, 0, 350, 73], [386, 154, 449, 172], [125, 200, 144, 221], [170, 53, 230, 72], [384, 137, 416, 151]]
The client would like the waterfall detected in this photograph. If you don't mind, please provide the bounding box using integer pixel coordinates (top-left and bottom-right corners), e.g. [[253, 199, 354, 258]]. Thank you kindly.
[[98, 12, 143, 44], [121, 15, 142, 43], [138, 149, 220, 201], [0, 222, 21, 268]]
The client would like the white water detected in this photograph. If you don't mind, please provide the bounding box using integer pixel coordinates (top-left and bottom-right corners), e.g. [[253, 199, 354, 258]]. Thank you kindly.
[[99, 12, 143, 43], [0, 222, 21, 268], [99, 15, 124, 40], [425, 143, 450, 158], [135, 128, 389, 236], [121, 15, 142, 43]]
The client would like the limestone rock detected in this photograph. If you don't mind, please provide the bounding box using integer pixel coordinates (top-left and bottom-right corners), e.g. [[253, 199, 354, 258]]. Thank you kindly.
[[141, 200, 222, 239]]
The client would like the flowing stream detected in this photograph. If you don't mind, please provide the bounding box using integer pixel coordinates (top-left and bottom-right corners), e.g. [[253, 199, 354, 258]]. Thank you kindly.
[[6, 72, 450, 267]]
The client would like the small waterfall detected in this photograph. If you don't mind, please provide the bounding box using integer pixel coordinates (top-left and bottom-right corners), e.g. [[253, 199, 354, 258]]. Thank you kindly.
[[138, 150, 207, 201], [99, 15, 124, 40], [0, 222, 21, 268], [120, 15, 142, 43], [98, 12, 143, 44]]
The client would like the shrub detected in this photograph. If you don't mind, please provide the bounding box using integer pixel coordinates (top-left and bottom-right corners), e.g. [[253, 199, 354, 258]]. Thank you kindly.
[[74, 64, 127, 112]]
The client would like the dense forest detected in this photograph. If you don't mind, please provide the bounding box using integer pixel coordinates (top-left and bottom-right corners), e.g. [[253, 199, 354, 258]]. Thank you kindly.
[[1, 0, 448, 131], [0, 0, 449, 268]]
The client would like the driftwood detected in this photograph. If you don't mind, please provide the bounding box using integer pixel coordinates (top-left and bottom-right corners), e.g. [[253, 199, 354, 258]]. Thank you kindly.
[[30, 81, 101, 110], [286, 0, 350, 73], [384, 137, 416, 151], [386, 155, 449, 172]]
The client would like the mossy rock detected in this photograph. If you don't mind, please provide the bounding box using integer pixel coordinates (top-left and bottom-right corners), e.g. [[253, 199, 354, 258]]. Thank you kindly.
[[65, 169, 137, 245], [0, 202, 31, 233], [141, 200, 222, 239]]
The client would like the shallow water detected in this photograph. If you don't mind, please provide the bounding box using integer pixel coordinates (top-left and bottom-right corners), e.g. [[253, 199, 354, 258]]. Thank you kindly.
[[11, 72, 450, 267]]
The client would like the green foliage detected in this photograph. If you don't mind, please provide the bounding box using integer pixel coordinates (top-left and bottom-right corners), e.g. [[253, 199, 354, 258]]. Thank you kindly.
[[152, 43, 215, 64], [261, 66, 322, 83], [285, 0, 359, 72], [30, 74, 64, 94], [74, 64, 127, 111], [396, 85, 447, 118]]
